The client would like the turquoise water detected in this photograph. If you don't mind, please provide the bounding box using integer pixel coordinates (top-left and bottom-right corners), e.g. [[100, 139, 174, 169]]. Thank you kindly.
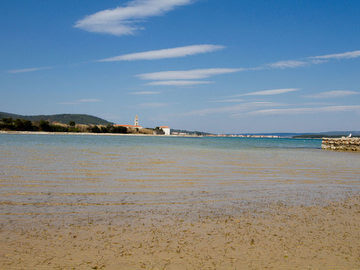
[[0, 133, 359, 218], [0, 133, 322, 149]]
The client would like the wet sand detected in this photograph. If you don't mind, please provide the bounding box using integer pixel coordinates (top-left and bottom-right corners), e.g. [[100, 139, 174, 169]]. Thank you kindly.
[[1, 196, 360, 269]]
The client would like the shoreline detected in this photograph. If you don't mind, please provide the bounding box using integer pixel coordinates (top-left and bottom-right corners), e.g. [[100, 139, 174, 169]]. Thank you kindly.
[[0, 130, 323, 139], [0, 130, 201, 138]]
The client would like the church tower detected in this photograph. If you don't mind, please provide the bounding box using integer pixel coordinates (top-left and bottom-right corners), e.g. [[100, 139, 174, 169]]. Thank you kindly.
[[134, 115, 139, 126]]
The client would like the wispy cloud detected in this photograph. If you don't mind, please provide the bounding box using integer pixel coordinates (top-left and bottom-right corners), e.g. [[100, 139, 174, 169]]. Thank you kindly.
[[184, 102, 279, 116], [59, 98, 102, 105], [131, 91, 161, 95], [135, 49, 360, 87], [147, 80, 212, 86], [249, 105, 360, 115], [138, 68, 243, 81], [139, 102, 168, 108], [240, 88, 299, 96], [267, 60, 308, 69], [7, 66, 52, 74], [98, 44, 224, 62], [78, 98, 102, 103], [305, 90, 359, 98], [208, 88, 296, 105], [208, 98, 244, 103], [264, 49, 360, 71], [310, 50, 360, 60], [74, 0, 194, 36]]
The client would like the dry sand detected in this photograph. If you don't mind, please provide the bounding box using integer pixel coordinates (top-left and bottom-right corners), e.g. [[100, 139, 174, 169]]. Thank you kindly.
[[1, 196, 360, 270]]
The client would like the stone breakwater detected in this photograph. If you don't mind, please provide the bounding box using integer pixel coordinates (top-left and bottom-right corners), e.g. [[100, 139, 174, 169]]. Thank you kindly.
[[322, 137, 360, 151]]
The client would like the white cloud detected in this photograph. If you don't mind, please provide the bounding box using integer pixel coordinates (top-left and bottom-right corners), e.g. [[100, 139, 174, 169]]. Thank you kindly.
[[311, 50, 360, 60], [134, 49, 360, 86], [59, 98, 102, 105], [249, 105, 360, 115], [131, 91, 161, 95], [138, 68, 243, 81], [305, 90, 359, 98], [8, 66, 52, 74], [139, 102, 168, 108], [74, 0, 194, 36], [264, 49, 360, 71], [208, 98, 244, 103], [98, 44, 224, 62], [241, 88, 299, 96], [267, 60, 308, 69], [184, 102, 279, 116], [78, 98, 102, 103], [147, 80, 212, 86], [310, 59, 328, 65]]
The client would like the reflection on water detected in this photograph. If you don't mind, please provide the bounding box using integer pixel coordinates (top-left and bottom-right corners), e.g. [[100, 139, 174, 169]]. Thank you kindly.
[[0, 134, 359, 217]]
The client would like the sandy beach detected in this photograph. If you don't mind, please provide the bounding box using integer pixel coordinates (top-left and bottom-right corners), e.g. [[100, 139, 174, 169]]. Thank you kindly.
[[1, 196, 360, 269], [1, 134, 360, 269]]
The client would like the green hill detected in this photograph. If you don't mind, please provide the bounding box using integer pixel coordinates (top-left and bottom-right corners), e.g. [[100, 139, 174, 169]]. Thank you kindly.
[[0, 112, 112, 125]]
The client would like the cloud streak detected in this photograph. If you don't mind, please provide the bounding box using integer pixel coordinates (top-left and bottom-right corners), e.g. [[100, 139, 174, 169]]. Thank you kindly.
[[74, 0, 194, 36], [311, 50, 360, 60], [138, 68, 243, 81], [99, 44, 224, 62], [7, 66, 52, 74], [267, 60, 308, 69], [131, 91, 161, 95], [249, 105, 360, 115], [264, 49, 360, 71], [184, 102, 280, 116], [136, 49, 360, 87], [78, 98, 102, 103], [147, 80, 212, 86], [139, 102, 168, 108], [305, 90, 359, 98], [59, 98, 102, 105], [241, 88, 299, 96], [208, 98, 244, 103]]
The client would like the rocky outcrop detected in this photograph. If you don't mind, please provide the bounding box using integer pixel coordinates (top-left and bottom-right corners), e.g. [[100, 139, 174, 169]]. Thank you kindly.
[[322, 138, 360, 151]]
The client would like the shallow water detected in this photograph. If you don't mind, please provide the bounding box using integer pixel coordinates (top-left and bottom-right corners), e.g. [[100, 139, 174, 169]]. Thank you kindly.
[[1, 134, 359, 218]]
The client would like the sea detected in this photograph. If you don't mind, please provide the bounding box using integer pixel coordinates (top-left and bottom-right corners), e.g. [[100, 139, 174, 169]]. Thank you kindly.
[[1, 133, 360, 219]]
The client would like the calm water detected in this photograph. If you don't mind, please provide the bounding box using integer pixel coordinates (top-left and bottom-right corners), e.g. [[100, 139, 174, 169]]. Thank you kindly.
[[1, 134, 359, 218]]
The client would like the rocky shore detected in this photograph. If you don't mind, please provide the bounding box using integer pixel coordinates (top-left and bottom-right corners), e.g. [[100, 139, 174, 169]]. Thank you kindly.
[[322, 137, 360, 151]]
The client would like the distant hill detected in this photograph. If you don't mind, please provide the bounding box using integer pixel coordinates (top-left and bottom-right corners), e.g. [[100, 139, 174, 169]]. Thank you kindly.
[[0, 112, 112, 125]]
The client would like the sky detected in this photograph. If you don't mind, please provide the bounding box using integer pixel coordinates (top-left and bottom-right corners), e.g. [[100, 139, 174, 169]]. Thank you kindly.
[[1, 0, 360, 134]]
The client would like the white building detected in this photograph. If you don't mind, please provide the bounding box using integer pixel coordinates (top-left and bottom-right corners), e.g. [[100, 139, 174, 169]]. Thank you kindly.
[[160, 126, 170, 135]]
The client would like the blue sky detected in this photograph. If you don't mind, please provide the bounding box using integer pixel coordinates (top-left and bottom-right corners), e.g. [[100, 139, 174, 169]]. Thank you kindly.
[[1, 0, 360, 133]]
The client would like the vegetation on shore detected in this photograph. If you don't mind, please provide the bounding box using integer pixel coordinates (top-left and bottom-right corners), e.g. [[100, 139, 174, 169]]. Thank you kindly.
[[0, 117, 133, 134], [0, 112, 112, 125]]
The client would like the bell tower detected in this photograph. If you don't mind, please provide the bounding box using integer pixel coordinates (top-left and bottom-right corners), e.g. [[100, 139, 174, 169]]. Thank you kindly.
[[134, 115, 139, 126]]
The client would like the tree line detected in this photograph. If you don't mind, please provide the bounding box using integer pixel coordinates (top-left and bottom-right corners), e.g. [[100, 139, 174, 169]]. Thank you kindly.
[[0, 118, 128, 134]]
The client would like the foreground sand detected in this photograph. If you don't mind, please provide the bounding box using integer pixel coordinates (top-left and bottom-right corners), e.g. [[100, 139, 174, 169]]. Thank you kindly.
[[1, 196, 360, 270]]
